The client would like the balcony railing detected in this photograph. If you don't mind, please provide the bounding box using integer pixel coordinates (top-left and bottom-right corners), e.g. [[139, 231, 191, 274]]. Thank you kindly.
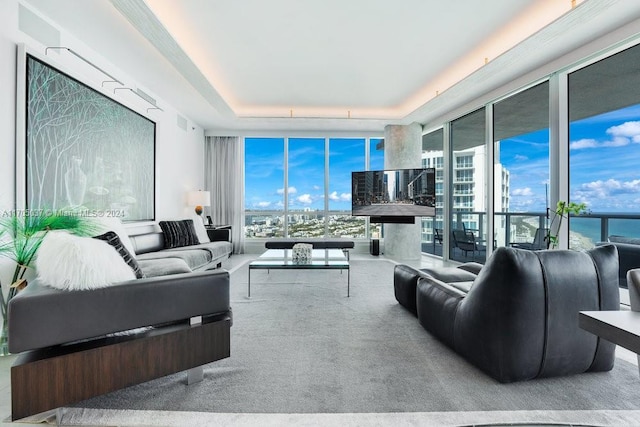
[[421, 211, 640, 262]]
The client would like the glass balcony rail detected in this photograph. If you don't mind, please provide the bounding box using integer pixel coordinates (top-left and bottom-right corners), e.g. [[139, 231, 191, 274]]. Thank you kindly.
[[421, 210, 640, 259]]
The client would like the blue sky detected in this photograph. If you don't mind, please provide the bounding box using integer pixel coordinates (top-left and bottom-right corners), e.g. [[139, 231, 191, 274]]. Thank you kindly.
[[502, 103, 640, 213]]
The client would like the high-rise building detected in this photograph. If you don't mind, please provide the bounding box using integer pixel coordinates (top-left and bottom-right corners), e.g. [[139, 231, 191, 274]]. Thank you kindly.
[[421, 145, 510, 245]]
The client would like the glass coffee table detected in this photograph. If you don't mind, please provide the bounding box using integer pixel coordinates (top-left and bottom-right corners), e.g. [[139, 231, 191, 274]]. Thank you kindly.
[[248, 249, 350, 297]]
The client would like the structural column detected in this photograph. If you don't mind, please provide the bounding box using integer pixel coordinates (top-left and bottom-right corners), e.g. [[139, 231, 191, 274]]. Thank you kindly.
[[383, 123, 422, 261]]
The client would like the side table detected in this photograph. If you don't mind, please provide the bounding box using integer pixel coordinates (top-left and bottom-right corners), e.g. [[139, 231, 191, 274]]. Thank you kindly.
[[206, 224, 232, 243]]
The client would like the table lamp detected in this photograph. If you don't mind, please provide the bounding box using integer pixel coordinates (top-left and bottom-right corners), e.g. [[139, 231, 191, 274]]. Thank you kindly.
[[187, 190, 211, 218]]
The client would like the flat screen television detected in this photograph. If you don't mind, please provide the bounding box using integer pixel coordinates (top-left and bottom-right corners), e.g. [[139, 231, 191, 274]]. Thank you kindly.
[[351, 168, 436, 223]]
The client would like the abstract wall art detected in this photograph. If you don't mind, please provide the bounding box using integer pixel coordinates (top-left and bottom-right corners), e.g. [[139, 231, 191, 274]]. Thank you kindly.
[[24, 54, 155, 221]]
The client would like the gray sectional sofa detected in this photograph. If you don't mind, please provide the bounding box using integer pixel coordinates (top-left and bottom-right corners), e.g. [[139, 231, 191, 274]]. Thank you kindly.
[[7, 222, 233, 420]]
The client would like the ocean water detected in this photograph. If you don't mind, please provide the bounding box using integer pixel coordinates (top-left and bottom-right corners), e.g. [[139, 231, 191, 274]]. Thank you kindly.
[[570, 217, 640, 245]]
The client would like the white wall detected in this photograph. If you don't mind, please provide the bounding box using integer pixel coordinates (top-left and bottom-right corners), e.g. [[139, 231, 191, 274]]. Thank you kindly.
[[0, 0, 206, 283]]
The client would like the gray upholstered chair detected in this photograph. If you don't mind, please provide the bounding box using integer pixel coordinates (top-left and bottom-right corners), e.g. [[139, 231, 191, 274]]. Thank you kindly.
[[395, 244, 620, 383]]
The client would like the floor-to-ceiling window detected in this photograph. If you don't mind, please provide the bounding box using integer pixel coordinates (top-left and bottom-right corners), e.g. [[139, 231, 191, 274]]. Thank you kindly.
[[328, 138, 366, 238], [287, 138, 325, 238], [568, 43, 640, 249], [244, 136, 381, 239], [244, 138, 285, 238], [493, 81, 550, 249], [450, 108, 487, 263], [421, 129, 444, 256]]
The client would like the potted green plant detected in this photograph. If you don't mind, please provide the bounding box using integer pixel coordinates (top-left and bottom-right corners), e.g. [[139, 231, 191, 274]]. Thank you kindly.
[[0, 210, 97, 355], [546, 201, 588, 249]]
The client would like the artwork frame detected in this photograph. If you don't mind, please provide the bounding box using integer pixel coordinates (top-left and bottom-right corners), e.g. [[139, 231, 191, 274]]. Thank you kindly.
[[16, 47, 156, 222]]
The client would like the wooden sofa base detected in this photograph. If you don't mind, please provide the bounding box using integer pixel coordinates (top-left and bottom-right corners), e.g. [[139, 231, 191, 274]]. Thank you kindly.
[[11, 315, 231, 420]]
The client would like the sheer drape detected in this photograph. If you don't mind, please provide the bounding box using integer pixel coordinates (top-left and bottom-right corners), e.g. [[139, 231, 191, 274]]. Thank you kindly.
[[204, 136, 244, 254]]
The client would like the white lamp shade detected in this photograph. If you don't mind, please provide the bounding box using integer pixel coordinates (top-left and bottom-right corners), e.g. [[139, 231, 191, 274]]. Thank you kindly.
[[187, 190, 211, 207]]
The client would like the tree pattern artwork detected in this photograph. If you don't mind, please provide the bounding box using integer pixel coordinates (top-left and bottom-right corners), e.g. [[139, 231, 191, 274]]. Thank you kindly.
[[26, 56, 155, 221]]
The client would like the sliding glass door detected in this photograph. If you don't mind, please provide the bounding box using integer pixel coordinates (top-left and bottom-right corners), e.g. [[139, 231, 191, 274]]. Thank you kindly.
[[493, 81, 550, 249], [421, 129, 444, 256], [450, 108, 487, 263]]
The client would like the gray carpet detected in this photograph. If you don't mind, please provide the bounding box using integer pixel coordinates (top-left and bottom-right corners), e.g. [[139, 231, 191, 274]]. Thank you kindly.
[[66, 259, 640, 422]]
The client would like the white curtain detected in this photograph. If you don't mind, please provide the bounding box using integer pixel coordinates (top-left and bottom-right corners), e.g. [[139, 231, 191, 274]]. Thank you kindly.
[[204, 136, 244, 254]]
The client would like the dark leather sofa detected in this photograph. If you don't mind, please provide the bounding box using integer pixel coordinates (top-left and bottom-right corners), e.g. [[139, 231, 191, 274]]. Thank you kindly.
[[596, 235, 640, 288], [394, 245, 620, 383]]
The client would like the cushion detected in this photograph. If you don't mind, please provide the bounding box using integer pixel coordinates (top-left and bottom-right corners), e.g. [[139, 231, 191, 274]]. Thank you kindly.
[[94, 231, 145, 278], [159, 220, 200, 249], [91, 216, 136, 255], [36, 231, 136, 291], [137, 258, 192, 277], [189, 213, 211, 244]]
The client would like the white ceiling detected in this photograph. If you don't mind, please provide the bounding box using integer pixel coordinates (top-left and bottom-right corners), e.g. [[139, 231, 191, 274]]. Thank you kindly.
[[22, 0, 640, 133]]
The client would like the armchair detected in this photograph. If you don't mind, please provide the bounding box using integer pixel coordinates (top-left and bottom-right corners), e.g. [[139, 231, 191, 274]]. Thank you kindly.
[[510, 227, 548, 250], [452, 229, 481, 257]]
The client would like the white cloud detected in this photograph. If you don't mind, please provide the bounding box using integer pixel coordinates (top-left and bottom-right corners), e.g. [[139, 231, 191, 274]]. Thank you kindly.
[[313, 185, 321, 191], [328, 191, 351, 202], [514, 154, 528, 161], [277, 186, 297, 195], [601, 136, 630, 147], [298, 194, 313, 204], [574, 178, 640, 200], [623, 179, 640, 191], [570, 138, 598, 150], [512, 187, 533, 196], [255, 201, 271, 208], [606, 121, 640, 141], [572, 121, 640, 150]]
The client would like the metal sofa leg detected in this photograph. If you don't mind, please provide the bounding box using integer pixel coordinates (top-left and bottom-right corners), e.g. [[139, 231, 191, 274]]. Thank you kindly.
[[187, 366, 204, 384], [187, 316, 205, 384]]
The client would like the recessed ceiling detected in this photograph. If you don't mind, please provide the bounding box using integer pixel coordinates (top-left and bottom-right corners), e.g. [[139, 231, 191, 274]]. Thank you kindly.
[[143, 0, 543, 117], [21, 0, 640, 132]]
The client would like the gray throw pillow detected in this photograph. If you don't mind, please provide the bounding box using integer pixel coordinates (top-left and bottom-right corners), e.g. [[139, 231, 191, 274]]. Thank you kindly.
[[159, 219, 200, 249]]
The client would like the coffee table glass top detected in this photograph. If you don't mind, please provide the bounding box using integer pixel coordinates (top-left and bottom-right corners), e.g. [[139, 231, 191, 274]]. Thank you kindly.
[[250, 249, 348, 269]]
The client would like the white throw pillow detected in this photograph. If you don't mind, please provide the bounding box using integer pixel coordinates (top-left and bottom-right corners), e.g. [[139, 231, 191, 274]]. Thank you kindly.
[[91, 216, 137, 255], [36, 231, 136, 291], [185, 213, 211, 243]]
